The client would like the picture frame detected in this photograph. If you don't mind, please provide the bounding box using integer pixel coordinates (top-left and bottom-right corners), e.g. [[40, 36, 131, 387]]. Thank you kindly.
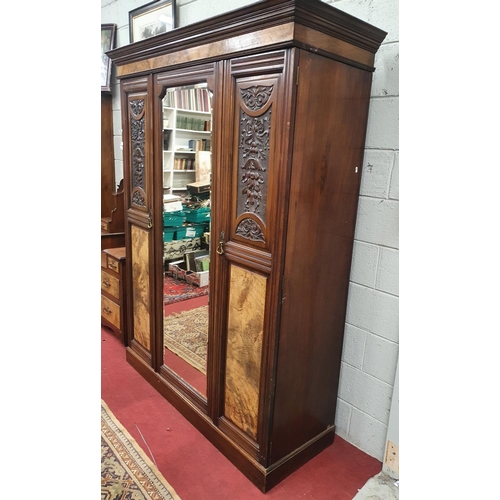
[[101, 23, 116, 92], [129, 0, 176, 44]]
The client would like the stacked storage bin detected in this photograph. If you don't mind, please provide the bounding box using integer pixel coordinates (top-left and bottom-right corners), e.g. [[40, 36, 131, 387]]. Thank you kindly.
[[163, 210, 186, 242], [182, 206, 210, 241], [184, 206, 211, 224]]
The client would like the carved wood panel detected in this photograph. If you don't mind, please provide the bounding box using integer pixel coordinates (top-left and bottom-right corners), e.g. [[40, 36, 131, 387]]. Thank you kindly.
[[129, 98, 147, 209], [234, 80, 278, 245], [224, 265, 267, 440]]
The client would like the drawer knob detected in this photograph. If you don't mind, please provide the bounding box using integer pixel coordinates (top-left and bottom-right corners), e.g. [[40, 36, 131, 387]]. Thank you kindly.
[[103, 279, 110, 288], [103, 306, 112, 314]]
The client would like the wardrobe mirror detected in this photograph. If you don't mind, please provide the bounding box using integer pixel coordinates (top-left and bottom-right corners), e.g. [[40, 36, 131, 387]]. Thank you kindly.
[[161, 83, 212, 399]]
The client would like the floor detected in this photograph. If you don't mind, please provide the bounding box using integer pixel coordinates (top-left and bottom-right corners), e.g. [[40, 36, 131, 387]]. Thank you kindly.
[[101, 324, 384, 499], [353, 472, 399, 500]]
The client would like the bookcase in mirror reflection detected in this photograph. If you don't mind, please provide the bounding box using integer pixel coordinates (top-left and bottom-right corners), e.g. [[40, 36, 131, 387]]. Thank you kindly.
[[162, 105, 211, 193]]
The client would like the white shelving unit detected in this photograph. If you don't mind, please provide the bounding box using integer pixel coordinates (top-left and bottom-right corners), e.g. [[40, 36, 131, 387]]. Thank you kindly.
[[162, 104, 212, 193]]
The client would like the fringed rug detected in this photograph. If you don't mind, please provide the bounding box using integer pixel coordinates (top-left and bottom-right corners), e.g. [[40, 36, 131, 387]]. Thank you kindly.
[[101, 400, 181, 500], [164, 275, 208, 305], [164, 306, 208, 374]]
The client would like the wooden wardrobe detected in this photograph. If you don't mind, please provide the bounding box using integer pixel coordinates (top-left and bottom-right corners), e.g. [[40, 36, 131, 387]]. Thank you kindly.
[[108, 0, 386, 492]]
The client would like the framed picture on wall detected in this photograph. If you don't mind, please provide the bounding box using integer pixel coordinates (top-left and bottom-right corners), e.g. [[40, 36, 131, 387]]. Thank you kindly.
[[129, 0, 176, 43], [101, 23, 116, 92]]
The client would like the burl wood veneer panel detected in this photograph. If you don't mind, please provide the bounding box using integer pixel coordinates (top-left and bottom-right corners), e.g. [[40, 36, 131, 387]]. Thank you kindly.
[[131, 225, 151, 351], [117, 24, 295, 78], [224, 265, 267, 440]]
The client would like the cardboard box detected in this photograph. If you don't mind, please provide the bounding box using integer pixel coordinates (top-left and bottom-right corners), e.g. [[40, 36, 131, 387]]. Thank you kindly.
[[185, 270, 209, 287], [167, 260, 185, 279], [168, 260, 188, 281], [186, 181, 210, 194]]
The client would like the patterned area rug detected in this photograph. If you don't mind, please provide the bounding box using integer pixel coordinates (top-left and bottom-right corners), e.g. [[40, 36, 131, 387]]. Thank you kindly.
[[164, 306, 208, 374], [164, 275, 208, 305], [101, 400, 181, 500]]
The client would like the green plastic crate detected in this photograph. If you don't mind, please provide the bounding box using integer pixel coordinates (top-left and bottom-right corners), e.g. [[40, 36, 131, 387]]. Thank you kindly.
[[163, 227, 177, 242], [184, 207, 211, 223], [174, 227, 187, 240], [163, 210, 186, 227], [184, 224, 204, 238]]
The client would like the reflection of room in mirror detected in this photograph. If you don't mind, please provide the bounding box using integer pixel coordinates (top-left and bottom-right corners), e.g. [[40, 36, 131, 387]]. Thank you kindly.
[[164, 300, 208, 374], [163, 289, 208, 395], [162, 82, 212, 400]]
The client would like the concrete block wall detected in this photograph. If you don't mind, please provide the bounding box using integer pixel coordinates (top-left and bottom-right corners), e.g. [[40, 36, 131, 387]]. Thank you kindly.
[[101, 0, 399, 463], [326, 0, 399, 461]]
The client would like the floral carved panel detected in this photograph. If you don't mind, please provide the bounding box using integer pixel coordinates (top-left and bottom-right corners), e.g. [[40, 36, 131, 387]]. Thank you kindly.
[[130, 99, 146, 208], [236, 84, 274, 234]]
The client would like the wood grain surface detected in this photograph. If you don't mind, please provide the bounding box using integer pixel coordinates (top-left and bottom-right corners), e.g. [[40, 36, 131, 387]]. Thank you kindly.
[[224, 265, 266, 440], [131, 225, 151, 351], [101, 270, 120, 300]]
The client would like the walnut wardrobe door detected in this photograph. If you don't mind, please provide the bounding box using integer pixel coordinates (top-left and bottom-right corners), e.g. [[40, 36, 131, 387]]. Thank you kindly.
[[121, 76, 156, 364], [216, 50, 295, 460]]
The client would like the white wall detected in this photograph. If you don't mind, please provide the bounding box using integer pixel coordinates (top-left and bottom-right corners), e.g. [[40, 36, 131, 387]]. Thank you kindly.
[[320, 0, 399, 462], [101, 0, 399, 463], [383, 358, 399, 478]]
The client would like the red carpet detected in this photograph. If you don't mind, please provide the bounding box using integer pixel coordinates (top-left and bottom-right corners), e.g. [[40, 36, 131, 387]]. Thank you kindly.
[[164, 274, 208, 305], [101, 325, 381, 499]]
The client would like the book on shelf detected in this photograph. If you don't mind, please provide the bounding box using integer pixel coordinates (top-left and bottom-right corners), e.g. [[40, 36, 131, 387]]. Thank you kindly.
[[176, 115, 210, 131], [165, 86, 211, 113], [173, 158, 195, 170], [163, 130, 172, 150], [188, 139, 211, 152]]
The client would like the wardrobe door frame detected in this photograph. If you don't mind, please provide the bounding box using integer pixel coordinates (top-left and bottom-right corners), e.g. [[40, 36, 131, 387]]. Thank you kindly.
[[121, 75, 157, 367], [152, 63, 220, 417], [214, 49, 299, 464]]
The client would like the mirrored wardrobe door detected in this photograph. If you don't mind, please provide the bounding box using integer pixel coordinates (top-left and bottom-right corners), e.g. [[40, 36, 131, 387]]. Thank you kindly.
[[160, 83, 213, 400]]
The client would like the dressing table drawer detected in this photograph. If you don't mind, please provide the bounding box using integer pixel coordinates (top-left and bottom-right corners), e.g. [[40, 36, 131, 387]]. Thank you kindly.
[[101, 247, 127, 345], [101, 270, 120, 299], [101, 295, 120, 329], [107, 257, 119, 273]]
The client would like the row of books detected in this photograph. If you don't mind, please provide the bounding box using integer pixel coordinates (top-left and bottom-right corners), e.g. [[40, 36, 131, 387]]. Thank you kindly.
[[165, 87, 211, 113], [174, 158, 195, 170], [188, 139, 211, 152], [176, 115, 211, 131]]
